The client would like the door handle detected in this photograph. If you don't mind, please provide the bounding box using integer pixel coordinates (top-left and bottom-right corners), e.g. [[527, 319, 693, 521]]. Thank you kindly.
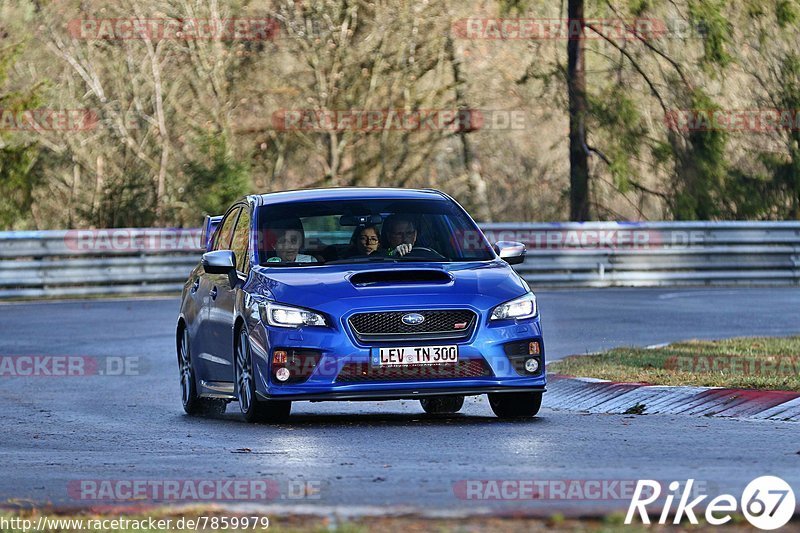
[[210, 286, 218, 300], [190, 279, 200, 294]]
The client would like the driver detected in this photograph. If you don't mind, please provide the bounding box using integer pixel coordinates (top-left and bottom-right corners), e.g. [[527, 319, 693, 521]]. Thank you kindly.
[[381, 214, 417, 257]]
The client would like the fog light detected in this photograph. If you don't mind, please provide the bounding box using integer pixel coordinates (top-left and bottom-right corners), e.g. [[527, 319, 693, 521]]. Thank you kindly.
[[528, 341, 540, 355], [273, 350, 288, 365], [524, 358, 539, 373], [275, 367, 291, 382]]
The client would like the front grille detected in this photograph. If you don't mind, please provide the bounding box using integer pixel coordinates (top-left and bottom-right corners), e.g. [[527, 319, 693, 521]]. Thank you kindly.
[[348, 309, 477, 342], [336, 359, 493, 383]]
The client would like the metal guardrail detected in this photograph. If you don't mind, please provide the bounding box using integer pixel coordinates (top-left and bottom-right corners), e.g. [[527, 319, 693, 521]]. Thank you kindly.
[[0, 222, 798, 298], [0, 229, 201, 299], [482, 221, 800, 287]]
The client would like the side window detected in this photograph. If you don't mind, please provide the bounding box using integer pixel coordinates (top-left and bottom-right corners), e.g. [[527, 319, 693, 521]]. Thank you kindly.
[[231, 207, 251, 274], [213, 207, 240, 251]]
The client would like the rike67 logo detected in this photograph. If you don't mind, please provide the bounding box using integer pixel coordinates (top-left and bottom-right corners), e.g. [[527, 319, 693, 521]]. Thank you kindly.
[[626, 476, 795, 530]]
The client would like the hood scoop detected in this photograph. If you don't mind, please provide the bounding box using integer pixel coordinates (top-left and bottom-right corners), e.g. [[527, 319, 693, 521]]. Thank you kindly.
[[350, 269, 453, 287]]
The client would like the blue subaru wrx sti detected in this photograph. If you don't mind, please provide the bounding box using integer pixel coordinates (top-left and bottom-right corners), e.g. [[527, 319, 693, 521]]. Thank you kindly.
[[177, 188, 545, 422]]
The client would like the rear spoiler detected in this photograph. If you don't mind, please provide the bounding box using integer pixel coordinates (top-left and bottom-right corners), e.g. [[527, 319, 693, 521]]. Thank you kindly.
[[201, 215, 223, 252]]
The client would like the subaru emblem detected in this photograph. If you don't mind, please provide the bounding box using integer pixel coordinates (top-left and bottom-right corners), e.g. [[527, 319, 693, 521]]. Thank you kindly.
[[401, 313, 425, 326]]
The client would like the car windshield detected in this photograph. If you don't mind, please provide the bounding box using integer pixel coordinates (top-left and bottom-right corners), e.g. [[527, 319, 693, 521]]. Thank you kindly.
[[255, 198, 495, 266]]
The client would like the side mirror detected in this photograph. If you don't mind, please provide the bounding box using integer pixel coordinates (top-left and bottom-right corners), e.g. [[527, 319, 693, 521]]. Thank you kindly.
[[202, 250, 237, 274], [202, 250, 241, 287], [201, 215, 223, 252], [494, 241, 526, 266]]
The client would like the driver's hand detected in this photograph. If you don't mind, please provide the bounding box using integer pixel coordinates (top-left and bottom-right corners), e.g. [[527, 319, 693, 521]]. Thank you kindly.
[[394, 243, 413, 256]]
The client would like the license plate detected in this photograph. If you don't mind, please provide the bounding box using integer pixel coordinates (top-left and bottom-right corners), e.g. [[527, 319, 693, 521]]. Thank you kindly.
[[376, 345, 459, 366]]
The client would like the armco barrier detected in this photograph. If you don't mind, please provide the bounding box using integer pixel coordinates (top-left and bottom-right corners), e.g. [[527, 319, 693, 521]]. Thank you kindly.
[[481, 221, 800, 287], [0, 228, 201, 299], [0, 222, 798, 298]]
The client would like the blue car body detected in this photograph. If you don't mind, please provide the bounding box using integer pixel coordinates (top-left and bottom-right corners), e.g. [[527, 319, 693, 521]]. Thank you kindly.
[[177, 188, 545, 420]]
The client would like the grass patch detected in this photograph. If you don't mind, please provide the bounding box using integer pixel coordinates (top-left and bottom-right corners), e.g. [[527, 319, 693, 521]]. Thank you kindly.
[[549, 336, 800, 391]]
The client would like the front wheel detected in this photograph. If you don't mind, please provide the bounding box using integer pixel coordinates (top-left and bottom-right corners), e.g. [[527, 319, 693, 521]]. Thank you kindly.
[[420, 395, 464, 414], [178, 327, 226, 417], [235, 327, 291, 423], [488, 392, 542, 419]]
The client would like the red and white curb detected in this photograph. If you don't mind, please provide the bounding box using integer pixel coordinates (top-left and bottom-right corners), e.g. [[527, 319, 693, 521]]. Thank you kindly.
[[544, 375, 800, 422]]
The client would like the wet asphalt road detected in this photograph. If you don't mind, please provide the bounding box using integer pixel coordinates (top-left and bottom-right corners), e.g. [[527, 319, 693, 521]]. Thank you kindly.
[[1, 287, 799, 515]]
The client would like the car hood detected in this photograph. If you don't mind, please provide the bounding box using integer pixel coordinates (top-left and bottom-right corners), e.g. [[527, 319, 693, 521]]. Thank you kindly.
[[247, 261, 529, 314]]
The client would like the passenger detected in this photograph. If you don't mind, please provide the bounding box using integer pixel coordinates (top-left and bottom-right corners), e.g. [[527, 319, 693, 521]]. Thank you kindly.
[[265, 218, 317, 263], [381, 214, 417, 257], [349, 224, 381, 256]]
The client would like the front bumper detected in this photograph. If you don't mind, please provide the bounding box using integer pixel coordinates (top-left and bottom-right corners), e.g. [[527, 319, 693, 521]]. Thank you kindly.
[[247, 310, 546, 401], [255, 385, 546, 402]]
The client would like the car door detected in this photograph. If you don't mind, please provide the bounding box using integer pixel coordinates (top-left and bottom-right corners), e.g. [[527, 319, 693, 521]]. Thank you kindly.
[[206, 203, 252, 380], [195, 206, 240, 383]]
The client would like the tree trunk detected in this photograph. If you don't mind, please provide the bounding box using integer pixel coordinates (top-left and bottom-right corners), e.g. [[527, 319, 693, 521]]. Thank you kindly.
[[326, 131, 341, 187], [567, 0, 590, 221], [445, 35, 492, 222]]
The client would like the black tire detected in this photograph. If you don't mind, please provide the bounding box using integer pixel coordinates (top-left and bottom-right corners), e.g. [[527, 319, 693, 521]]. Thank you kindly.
[[488, 392, 542, 419], [420, 395, 465, 414], [178, 326, 226, 417], [235, 327, 291, 423]]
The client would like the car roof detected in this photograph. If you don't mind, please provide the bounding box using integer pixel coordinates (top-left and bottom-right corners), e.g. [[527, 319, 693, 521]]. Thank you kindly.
[[253, 187, 448, 206]]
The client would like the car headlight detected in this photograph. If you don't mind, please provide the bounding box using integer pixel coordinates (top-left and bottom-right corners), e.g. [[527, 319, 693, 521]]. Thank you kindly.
[[259, 302, 327, 328], [490, 292, 537, 321]]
